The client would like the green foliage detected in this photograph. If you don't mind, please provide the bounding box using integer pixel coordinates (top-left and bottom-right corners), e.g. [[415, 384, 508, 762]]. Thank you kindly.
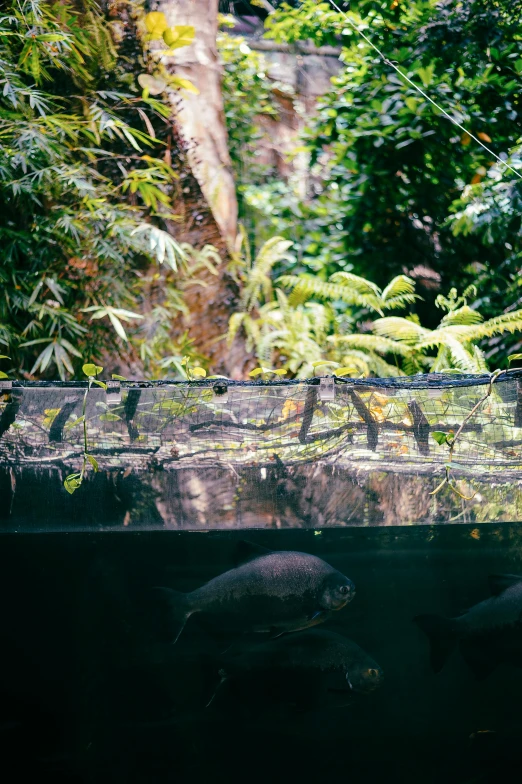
[[373, 286, 522, 373], [0, 0, 214, 379], [228, 241, 522, 376], [218, 27, 283, 236], [64, 361, 105, 494], [231, 0, 522, 366]]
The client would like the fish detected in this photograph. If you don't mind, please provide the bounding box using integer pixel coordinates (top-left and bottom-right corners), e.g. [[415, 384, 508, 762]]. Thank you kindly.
[[154, 541, 355, 645], [414, 573, 522, 679], [207, 629, 383, 709]]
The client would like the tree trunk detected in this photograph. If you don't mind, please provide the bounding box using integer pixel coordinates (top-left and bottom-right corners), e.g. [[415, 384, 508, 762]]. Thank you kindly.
[[152, 0, 248, 376], [107, 0, 250, 377], [153, 0, 238, 246]]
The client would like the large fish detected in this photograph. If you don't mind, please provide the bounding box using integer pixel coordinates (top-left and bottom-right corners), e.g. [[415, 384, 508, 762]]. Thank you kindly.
[[155, 542, 355, 644], [414, 573, 522, 679], [208, 629, 383, 709]]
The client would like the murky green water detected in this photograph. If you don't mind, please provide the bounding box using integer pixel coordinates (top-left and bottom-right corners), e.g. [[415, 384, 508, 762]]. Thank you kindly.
[[1, 524, 522, 783]]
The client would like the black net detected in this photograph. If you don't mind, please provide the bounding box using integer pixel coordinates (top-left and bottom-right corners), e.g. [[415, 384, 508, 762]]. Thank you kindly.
[[2, 372, 522, 529]]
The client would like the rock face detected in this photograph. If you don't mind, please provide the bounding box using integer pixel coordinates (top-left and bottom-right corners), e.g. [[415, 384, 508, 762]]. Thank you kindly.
[[226, 18, 343, 184]]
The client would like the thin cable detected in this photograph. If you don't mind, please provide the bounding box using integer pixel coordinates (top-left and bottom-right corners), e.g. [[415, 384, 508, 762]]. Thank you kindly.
[[326, 0, 522, 180]]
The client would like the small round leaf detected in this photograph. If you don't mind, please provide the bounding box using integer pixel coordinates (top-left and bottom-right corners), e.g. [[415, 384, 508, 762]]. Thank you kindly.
[[83, 363, 103, 377], [144, 11, 168, 37]]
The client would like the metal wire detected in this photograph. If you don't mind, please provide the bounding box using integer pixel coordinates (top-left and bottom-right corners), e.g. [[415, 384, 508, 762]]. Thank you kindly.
[[325, 0, 522, 180]]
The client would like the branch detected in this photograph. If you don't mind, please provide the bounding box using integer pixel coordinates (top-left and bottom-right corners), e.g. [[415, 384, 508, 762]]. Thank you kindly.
[[249, 40, 342, 57]]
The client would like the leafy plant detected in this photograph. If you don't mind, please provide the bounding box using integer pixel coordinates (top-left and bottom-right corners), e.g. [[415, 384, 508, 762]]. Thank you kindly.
[[373, 286, 522, 373], [253, 0, 522, 352], [0, 0, 214, 380], [429, 369, 502, 499], [63, 362, 107, 495]]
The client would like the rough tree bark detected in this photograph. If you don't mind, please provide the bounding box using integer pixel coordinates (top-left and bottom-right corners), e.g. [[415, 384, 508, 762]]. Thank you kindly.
[[151, 0, 250, 376], [153, 0, 238, 246], [107, 0, 251, 377]]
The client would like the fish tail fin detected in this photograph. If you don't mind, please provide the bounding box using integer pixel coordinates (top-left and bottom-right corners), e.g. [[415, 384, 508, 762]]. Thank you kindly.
[[206, 669, 228, 709], [150, 587, 193, 645], [413, 613, 458, 673]]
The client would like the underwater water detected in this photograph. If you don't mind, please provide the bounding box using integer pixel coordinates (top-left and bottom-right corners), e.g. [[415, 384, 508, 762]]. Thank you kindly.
[[1, 524, 522, 784]]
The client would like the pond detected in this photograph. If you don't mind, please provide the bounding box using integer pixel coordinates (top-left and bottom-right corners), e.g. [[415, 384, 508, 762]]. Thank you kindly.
[[1, 523, 522, 783]]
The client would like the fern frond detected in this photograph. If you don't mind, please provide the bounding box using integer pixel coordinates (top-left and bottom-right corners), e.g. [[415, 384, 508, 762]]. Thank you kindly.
[[329, 271, 381, 295], [279, 275, 377, 309], [441, 337, 480, 373], [254, 237, 294, 275], [337, 350, 371, 378], [242, 236, 293, 311], [429, 345, 451, 373], [372, 317, 430, 344], [330, 333, 414, 357], [472, 344, 489, 373], [416, 325, 477, 348], [380, 293, 418, 310], [380, 275, 415, 302], [364, 351, 406, 377], [228, 311, 245, 346], [402, 351, 427, 375], [472, 309, 522, 340], [305, 302, 332, 342], [439, 305, 484, 327]]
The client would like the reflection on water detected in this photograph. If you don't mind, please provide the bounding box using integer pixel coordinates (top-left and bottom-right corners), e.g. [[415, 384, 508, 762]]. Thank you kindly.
[[2, 524, 522, 783]]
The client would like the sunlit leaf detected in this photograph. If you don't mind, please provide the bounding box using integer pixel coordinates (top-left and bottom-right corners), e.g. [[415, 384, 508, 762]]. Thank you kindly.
[[144, 12, 168, 37], [138, 74, 167, 96], [167, 75, 199, 94], [162, 25, 195, 49], [65, 416, 85, 430], [86, 454, 99, 472], [100, 412, 122, 421], [108, 311, 128, 342], [83, 363, 103, 377], [64, 473, 82, 495]]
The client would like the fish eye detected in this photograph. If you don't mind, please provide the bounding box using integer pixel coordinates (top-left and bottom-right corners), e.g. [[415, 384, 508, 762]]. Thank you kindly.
[[339, 585, 350, 595], [368, 669, 379, 678]]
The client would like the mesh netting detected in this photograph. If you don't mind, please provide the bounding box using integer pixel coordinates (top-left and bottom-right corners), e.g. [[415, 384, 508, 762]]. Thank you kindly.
[[1, 372, 522, 529]]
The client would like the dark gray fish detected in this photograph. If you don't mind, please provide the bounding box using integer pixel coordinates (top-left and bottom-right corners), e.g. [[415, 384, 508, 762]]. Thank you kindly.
[[414, 573, 522, 679], [208, 629, 383, 708], [155, 542, 355, 644]]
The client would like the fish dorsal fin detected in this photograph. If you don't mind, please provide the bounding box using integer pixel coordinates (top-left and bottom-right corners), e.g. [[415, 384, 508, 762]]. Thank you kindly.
[[234, 540, 273, 567], [488, 573, 522, 596]]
